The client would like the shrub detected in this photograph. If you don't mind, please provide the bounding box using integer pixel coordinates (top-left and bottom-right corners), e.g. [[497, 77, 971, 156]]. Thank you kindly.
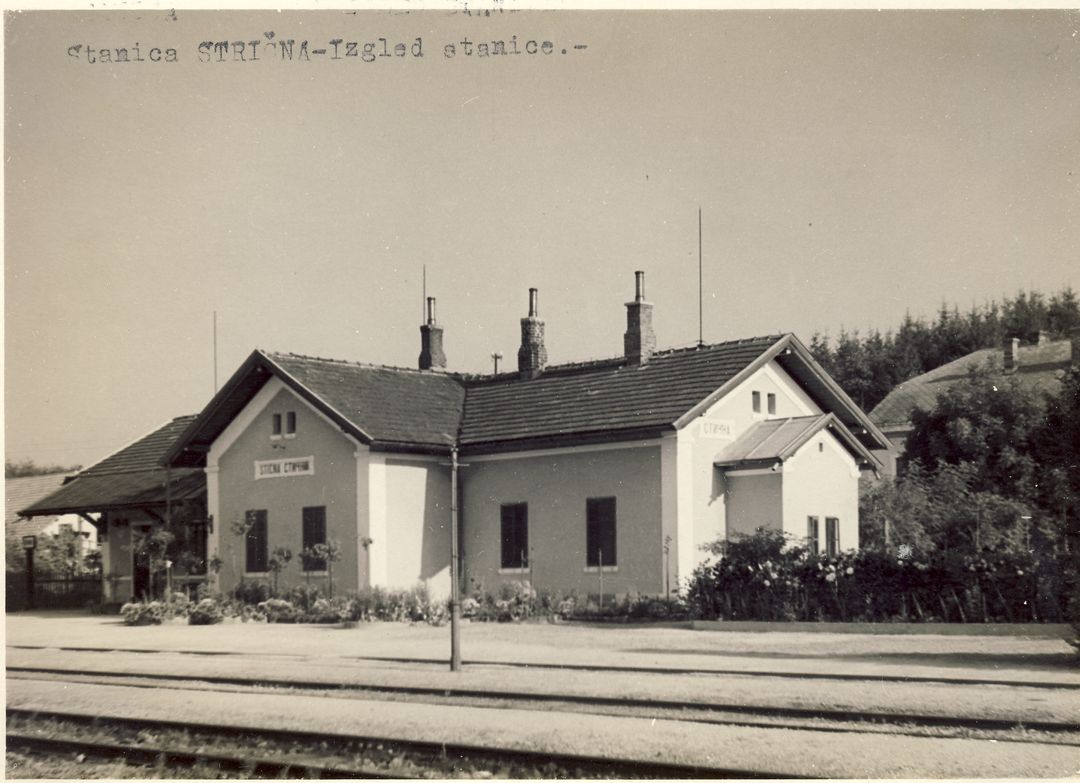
[[285, 583, 323, 611], [120, 600, 167, 626], [305, 598, 346, 624], [686, 528, 1072, 623], [257, 598, 302, 623], [188, 598, 224, 625], [232, 580, 270, 606]]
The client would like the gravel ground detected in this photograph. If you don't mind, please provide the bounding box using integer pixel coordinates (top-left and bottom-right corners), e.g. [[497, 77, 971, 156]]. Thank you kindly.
[[8, 614, 1078, 685], [8, 678, 1079, 778], [7, 647, 1078, 725]]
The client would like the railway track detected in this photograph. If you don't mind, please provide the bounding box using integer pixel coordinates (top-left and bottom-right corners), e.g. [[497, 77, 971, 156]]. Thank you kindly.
[[7, 708, 789, 779], [9, 665, 1080, 740], [9, 643, 1076, 690]]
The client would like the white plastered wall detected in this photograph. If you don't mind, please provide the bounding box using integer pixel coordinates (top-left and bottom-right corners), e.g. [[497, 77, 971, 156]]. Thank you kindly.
[[205, 376, 365, 591], [782, 428, 860, 552], [675, 360, 827, 576]]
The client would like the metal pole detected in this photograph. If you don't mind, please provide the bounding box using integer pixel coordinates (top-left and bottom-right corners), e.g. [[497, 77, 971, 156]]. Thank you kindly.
[[212, 311, 218, 394], [165, 467, 172, 600], [450, 447, 462, 672], [25, 549, 35, 610], [698, 208, 704, 347]]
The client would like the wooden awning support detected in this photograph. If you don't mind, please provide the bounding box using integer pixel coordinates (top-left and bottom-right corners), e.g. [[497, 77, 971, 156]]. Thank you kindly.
[[77, 512, 105, 532]]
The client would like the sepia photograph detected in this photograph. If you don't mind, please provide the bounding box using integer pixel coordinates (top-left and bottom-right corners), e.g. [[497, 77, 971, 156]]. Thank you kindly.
[[4, 4, 1079, 779]]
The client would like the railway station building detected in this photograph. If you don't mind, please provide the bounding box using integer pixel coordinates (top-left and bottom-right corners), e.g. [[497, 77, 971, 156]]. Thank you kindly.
[[22, 273, 887, 603]]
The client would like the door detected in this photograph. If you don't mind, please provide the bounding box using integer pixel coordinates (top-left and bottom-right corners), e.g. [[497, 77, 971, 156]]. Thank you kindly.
[[133, 527, 152, 599]]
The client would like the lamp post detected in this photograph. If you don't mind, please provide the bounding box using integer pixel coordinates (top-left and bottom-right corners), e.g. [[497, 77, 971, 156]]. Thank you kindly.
[[446, 446, 469, 672], [22, 536, 37, 610]]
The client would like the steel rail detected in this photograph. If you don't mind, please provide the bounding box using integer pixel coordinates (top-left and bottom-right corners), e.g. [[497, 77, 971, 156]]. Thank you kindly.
[[5, 731, 401, 779], [9, 643, 1076, 690], [9, 666, 1080, 737], [6, 708, 797, 779]]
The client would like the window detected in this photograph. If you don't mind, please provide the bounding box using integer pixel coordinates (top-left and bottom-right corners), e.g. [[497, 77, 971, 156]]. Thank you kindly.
[[807, 516, 819, 554], [825, 517, 840, 557], [271, 414, 282, 437], [285, 411, 297, 436], [752, 391, 761, 413], [302, 506, 327, 571], [500, 503, 528, 569], [586, 497, 617, 568], [767, 393, 776, 415], [245, 509, 269, 572]]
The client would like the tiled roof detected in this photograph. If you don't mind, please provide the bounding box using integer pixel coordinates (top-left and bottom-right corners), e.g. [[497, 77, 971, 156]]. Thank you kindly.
[[81, 416, 198, 476], [870, 340, 1073, 431], [6, 473, 72, 526], [267, 353, 465, 448], [19, 418, 206, 517], [459, 337, 783, 447], [168, 333, 890, 464], [7, 514, 64, 538]]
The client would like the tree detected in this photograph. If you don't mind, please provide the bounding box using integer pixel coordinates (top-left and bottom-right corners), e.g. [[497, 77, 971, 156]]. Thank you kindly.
[[5, 459, 81, 478], [1032, 366, 1080, 552], [905, 364, 1042, 503], [860, 463, 1030, 555], [268, 546, 293, 596], [306, 539, 342, 598]]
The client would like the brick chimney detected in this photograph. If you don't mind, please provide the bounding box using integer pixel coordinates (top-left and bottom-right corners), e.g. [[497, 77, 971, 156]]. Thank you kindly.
[[418, 297, 446, 371], [624, 271, 656, 365], [1003, 336, 1020, 373], [517, 288, 547, 379]]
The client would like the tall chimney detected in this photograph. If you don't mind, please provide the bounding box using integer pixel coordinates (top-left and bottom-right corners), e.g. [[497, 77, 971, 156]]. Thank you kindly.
[[517, 288, 547, 379], [1003, 336, 1019, 373], [624, 270, 656, 365], [419, 296, 446, 370]]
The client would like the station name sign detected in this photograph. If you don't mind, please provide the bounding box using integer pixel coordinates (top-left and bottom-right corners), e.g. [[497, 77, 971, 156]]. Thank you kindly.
[[254, 456, 315, 480], [700, 419, 735, 440]]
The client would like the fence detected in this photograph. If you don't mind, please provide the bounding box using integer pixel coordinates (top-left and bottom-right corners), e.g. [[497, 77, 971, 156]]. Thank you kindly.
[[6, 572, 101, 611]]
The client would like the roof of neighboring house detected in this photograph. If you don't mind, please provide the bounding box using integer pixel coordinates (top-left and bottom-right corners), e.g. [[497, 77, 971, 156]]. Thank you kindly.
[[714, 413, 878, 470], [870, 339, 1073, 432], [6, 473, 76, 535], [19, 417, 206, 517]]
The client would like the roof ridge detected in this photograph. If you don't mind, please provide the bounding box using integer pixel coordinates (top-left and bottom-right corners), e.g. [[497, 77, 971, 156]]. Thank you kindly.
[[266, 351, 448, 378], [76, 416, 190, 477], [270, 335, 786, 384]]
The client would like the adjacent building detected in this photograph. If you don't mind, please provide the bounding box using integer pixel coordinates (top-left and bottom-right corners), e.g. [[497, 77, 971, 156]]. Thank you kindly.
[[6, 472, 97, 557], [23, 273, 888, 601], [869, 332, 1078, 478]]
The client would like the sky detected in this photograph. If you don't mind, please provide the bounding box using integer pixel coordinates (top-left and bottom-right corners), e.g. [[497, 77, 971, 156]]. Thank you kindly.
[[5, 9, 1079, 468]]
